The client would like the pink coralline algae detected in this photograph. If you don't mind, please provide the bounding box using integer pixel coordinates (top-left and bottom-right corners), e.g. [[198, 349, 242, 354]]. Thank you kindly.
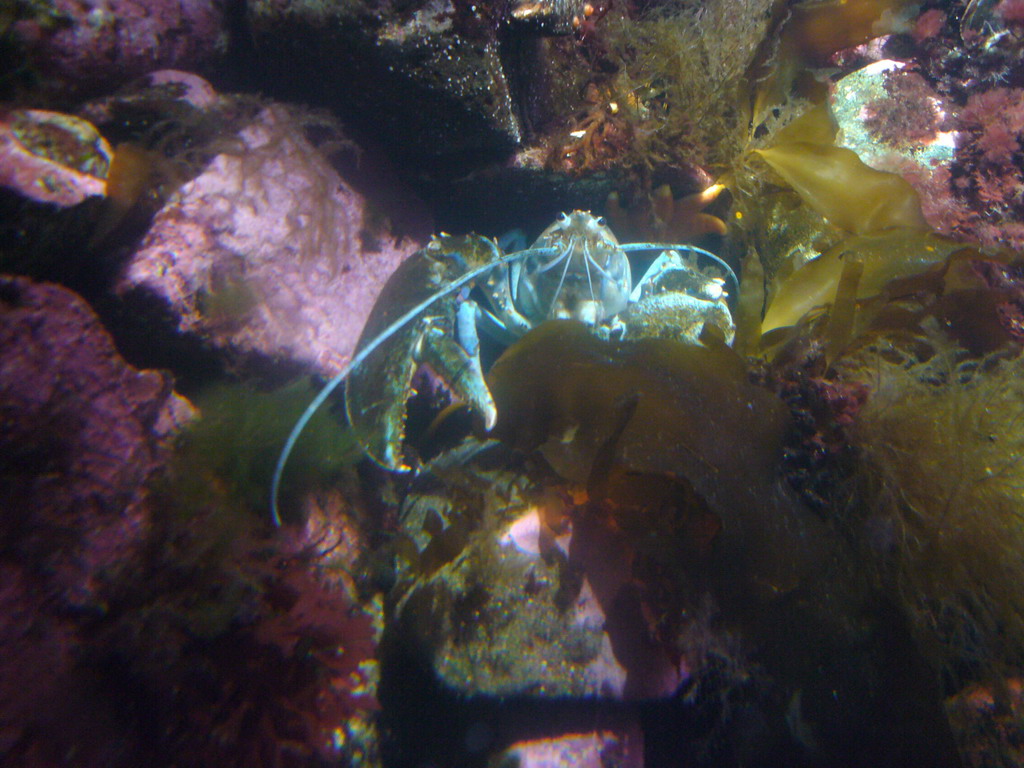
[[961, 88, 1024, 168], [950, 87, 1024, 251], [0, 276, 378, 767], [12, 0, 225, 97], [0, 275, 185, 762], [0, 275, 188, 607], [100, 526, 378, 768], [829, 5, 1024, 252], [118, 102, 429, 377]]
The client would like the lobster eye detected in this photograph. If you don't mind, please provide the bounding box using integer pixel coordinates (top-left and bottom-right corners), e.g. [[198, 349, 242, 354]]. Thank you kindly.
[[559, 212, 569, 223], [596, 216, 606, 227]]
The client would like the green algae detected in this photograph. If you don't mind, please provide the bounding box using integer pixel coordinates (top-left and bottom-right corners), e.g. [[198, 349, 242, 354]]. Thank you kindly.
[[594, 0, 774, 169], [845, 344, 1024, 681], [169, 379, 361, 523], [749, 220, 1024, 686]]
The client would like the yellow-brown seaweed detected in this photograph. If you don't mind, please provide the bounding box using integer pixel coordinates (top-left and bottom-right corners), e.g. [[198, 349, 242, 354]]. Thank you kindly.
[[487, 320, 831, 601]]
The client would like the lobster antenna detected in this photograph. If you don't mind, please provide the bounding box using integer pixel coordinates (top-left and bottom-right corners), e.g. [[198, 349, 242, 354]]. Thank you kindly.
[[582, 239, 595, 303], [620, 243, 740, 300], [548, 237, 578, 317], [269, 243, 559, 526]]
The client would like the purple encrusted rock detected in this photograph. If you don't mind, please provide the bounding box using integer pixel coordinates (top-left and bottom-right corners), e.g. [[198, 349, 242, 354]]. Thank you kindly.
[[12, 0, 225, 97], [0, 275, 192, 608]]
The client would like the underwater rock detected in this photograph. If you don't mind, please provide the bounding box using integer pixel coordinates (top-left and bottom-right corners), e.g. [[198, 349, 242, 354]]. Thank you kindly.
[[494, 726, 644, 768], [434, 164, 624, 237], [0, 75, 262, 289], [10, 0, 225, 98], [0, 563, 79, 759], [243, 0, 533, 167], [947, 678, 1024, 768], [831, 60, 956, 172], [390, 485, 685, 700], [829, 60, 970, 238], [0, 274, 177, 758], [0, 275, 190, 607], [116, 102, 429, 378], [0, 277, 381, 764], [0, 108, 111, 207], [80, 69, 223, 125]]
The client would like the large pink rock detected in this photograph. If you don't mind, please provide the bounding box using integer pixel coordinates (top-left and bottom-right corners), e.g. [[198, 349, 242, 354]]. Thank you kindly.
[[118, 102, 430, 377]]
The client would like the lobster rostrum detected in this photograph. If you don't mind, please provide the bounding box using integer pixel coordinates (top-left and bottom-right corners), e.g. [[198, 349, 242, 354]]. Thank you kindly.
[[271, 211, 738, 525]]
